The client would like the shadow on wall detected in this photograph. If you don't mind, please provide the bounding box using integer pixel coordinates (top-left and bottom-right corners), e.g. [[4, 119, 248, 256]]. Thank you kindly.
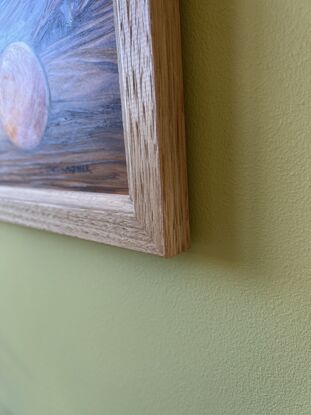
[[180, 0, 264, 268], [0, 403, 14, 415], [0, 333, 33, 415]]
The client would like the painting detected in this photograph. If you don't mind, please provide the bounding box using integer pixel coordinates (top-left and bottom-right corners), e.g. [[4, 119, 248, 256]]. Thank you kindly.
[[0, 0, 190, 257], [0, 0, 128, 194]]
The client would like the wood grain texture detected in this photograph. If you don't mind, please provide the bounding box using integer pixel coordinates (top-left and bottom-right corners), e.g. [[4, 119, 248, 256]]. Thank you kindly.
[[150, 0, 190, 255], [0, 0, 128, 194], [0, 0, 190, 257], [115, 0, 190, 255]]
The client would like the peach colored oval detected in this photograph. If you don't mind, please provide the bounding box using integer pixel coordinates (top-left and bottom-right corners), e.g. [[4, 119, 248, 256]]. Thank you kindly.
[[0, 42, 50, 151]]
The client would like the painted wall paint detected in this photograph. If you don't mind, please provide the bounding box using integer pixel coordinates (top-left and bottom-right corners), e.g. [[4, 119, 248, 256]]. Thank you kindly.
[[0, 0, 310, 414]]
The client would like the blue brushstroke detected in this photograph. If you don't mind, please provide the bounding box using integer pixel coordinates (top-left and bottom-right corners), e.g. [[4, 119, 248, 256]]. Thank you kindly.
[[0, 0, 91, 53]]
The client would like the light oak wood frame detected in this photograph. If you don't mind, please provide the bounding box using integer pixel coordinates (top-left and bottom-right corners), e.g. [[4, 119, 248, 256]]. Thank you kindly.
[[0, 0, 190, 257]]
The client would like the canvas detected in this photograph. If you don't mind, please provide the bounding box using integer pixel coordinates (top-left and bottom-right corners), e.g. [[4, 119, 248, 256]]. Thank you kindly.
[[0, 0, 128, 194]]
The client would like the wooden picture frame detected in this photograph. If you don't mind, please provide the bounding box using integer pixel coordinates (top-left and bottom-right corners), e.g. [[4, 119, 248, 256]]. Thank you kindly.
[[0, 0, 190, 257]]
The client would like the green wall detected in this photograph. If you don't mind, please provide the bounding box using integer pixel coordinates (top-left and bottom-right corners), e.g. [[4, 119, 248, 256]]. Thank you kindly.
[[0, 1, 311, 414]]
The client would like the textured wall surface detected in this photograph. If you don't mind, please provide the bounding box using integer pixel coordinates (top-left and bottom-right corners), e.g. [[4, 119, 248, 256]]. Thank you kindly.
[[0, 1, 311, 414]]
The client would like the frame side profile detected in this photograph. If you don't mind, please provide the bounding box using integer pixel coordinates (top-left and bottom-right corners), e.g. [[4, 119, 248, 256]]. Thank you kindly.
[[115, 0, 190, 256]]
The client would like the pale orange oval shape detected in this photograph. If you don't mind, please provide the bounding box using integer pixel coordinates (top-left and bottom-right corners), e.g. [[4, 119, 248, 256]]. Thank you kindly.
[[0, 42, 50, 150]]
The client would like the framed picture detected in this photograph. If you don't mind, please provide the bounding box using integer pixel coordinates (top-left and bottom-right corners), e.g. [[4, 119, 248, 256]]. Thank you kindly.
[[0, 0, 190, 257]]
